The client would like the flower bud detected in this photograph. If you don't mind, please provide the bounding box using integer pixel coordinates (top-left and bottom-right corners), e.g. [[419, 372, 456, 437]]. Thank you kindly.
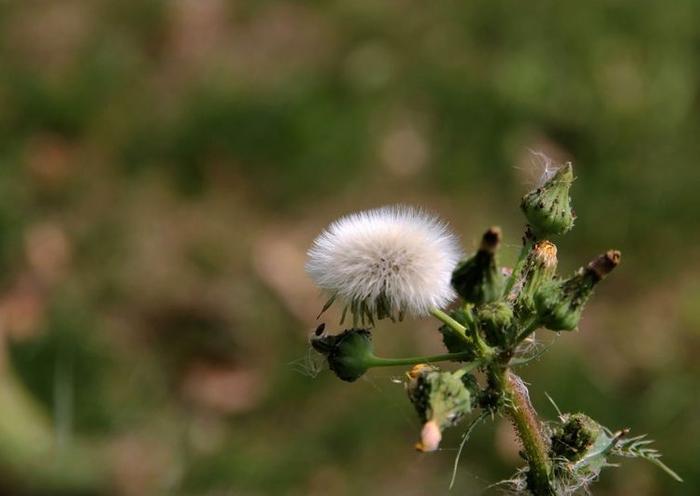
[[418, 420, 442, 452], [477, 301, 515, 348], [550, 413, 604, 463], [516, 241, 558, 316], [451, 227, 504, 304], [311, 328, 374, 382], [535, 250, 621, 331], [521, 163, 575, 237], [406, 365, 478, 452]]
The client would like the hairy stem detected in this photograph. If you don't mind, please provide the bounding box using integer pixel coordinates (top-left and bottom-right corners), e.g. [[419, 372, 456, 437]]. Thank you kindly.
[[504, 370, 554, 495]]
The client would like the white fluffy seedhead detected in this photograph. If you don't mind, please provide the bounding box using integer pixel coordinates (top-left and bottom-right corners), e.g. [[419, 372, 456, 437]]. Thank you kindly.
[[306, 206, 462, 324]]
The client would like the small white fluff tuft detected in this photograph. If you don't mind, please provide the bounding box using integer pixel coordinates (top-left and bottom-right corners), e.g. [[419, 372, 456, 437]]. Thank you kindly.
[[306, 206, 462, 324], [528, 149, 562, 186]]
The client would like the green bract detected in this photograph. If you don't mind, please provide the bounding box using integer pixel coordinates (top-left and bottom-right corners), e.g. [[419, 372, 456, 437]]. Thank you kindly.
[[535, 250, 621, 331], [477, 301, 514, 348], [516, 240, 558, 316], [310, 328, 374, 382], [405, 365, 478, 431], [521, 163, 575, 237], [550, 413, 604, 462]]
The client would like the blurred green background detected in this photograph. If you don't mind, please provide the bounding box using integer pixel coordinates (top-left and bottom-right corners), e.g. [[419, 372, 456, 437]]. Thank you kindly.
[[0, 1, 698, 495]]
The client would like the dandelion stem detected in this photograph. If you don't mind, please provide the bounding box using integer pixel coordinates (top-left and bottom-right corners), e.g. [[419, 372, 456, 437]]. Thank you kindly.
[[430, 308, 468, 336], [367, 353, 479, 369]]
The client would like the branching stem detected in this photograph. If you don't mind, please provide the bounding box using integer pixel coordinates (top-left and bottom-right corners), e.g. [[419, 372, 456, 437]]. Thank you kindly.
[[430, 307, 495, 359]]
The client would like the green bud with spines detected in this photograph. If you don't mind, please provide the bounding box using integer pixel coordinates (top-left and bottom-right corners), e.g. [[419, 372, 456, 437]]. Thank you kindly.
[[521, 163, 575, 237], [451, 227, 504, 304], [406, 365, 477, 425], [549, 413, 617, 489], [477, 301, 515, 348], [535, 250, 621, 331], [310, 327, 374, 382], [550, 413, 604, 463]]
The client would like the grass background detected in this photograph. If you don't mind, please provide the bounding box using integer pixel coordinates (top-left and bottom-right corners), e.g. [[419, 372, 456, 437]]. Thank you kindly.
[[0, 1, 698, 494]]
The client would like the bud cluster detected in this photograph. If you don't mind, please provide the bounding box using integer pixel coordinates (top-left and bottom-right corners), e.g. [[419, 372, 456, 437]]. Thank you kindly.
[[302, 158, 668, 496]]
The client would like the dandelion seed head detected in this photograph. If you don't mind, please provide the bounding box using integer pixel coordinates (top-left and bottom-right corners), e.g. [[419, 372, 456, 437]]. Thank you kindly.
[[305, 206, 462, 322]]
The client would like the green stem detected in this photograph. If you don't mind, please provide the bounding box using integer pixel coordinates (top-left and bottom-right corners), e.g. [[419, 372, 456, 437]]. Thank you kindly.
[[504, 236, 534, 296], [430, 308, 495, 359], [516, 318, 541, 343], [366, 351, 478, 369], [430, 308, 468, 339], [504, 370, 554, 495]]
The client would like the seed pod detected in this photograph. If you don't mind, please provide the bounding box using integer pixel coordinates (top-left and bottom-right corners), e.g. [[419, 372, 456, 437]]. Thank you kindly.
[[451, 227, 504, 304], [477, 301, 515, 348], [535, 250, 621, 331], [311, 328, 374, 382], [521, 163, 575, 237]]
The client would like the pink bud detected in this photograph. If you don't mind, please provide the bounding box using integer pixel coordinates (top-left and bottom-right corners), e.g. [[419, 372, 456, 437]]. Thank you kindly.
[[416, 420, 442, 452]]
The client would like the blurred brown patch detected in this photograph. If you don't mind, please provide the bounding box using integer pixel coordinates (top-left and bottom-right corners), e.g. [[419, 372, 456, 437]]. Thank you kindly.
[[24, 222, 72, 286], [24, 134, 78, 191], [4, 1, 93, 72], [166, 0, 334, 87], [380, 122, 430, 178], [0, 278, 45, 341], [495, 418, 521, 464], [181, 361, 265, 414], [252, 228, 321, 324], [109, 434, 176, 496]]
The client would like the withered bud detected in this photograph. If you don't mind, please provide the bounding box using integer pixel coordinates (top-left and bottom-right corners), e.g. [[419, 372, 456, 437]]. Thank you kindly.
[[480, 227, 502, 253], [586, 250, 621, 282], [451, 227, 504, 304]]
